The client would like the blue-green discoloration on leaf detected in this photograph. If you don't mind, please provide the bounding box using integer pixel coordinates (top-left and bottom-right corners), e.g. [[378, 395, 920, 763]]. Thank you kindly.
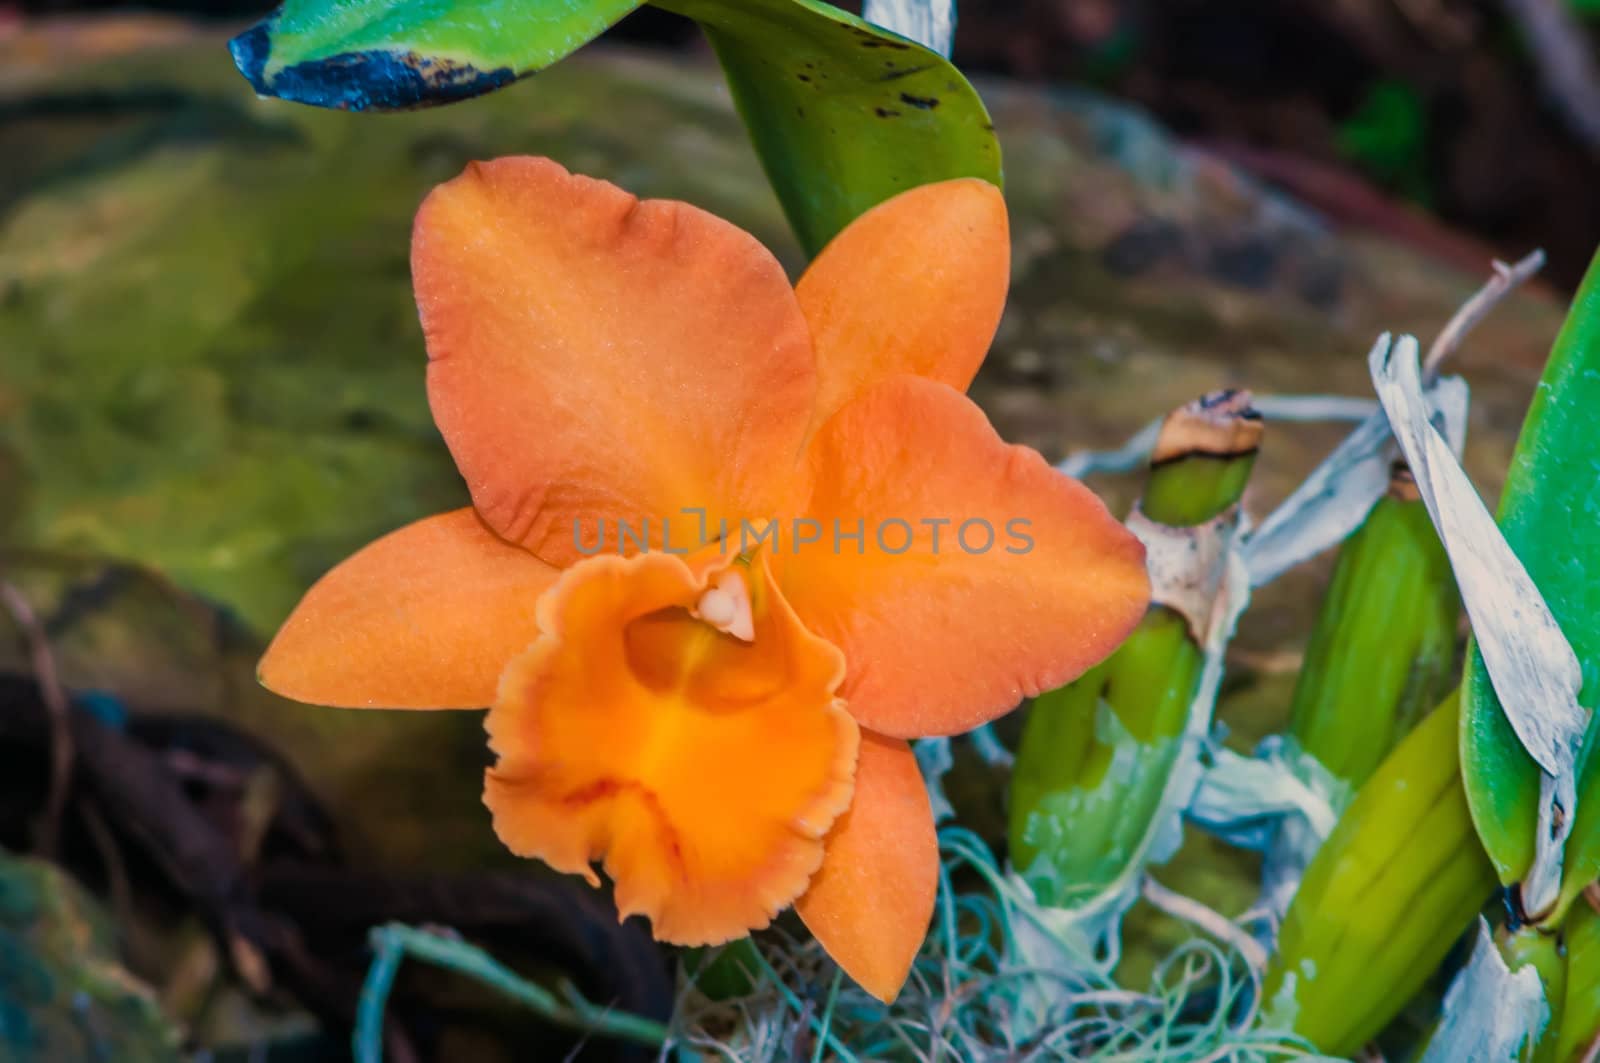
[[230, 0, 637, 108], [231, 22, 516, 111]]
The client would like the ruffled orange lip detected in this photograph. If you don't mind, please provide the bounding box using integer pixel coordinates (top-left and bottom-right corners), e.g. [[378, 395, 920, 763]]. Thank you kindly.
[[484, 549, 859, 946]]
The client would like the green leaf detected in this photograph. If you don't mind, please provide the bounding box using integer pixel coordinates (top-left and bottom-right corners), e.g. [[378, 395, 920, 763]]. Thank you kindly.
[[659, 0, 1001, 253], [229, 0, 1001, 255], [230, 0, 643, 110], [1460, 247, 1600, 910]]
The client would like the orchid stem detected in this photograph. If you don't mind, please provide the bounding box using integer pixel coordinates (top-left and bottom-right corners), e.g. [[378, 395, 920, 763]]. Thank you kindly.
[[1009, 390, 1262, 910], [1285, 461, 1461, 788]]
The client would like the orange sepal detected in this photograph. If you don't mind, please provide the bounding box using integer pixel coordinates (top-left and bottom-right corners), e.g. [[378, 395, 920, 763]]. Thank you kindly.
[[797, 178, 1009, 424], [795, 732, 937, 1003], [484, 550, 859, 945], [414, 156, 818, 566], [777, 376, 1150, 738], [259, 508, 559, 709]]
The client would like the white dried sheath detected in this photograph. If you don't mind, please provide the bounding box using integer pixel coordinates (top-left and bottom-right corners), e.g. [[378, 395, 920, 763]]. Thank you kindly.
[[1368, 333, 1587, 782]]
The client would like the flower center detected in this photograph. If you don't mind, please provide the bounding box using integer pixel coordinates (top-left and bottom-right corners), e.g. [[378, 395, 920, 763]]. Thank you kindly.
[[622, 561, 794, 709]]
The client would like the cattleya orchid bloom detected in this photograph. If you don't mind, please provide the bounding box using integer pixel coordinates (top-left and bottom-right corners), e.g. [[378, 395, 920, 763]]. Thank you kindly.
[[259, 157, 1149, 1001]]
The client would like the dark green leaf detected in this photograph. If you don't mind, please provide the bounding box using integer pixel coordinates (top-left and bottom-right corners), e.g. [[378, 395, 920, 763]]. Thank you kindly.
[[659, 0, 1001, 253]]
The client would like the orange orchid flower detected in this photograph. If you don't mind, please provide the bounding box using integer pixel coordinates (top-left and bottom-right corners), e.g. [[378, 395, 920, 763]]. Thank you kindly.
[[259, 157, 1149, 1002]]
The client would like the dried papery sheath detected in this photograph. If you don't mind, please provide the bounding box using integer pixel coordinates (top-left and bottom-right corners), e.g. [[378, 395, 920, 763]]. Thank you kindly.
[[1251, 394, 1379, 422], [1186, 737, 1347, 919], [1368, 333, 1583, 778], [1244, 253, 1541, 588], [862, 0, 955, 55], [1417, 920, 1553, 1063], [1133, 391, 1261, 652], [1056, 415, 1165, 479], [1243, 376, 1467, 588], [1125, 507, 1234, 647], [1009, 390, 1258, 957], [1370, 332, 1589, 915], [1148, 389, 1265, 467]]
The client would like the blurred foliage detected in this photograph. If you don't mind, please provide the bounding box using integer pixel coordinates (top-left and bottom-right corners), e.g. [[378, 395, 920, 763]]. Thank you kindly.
[[0, 43, 800, 639], [1336, 80, 1431, 206]]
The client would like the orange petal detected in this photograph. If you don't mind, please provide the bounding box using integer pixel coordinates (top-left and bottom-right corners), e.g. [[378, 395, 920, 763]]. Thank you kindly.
[[259, 508, 559, 709], [484, 550, 859, 944], [795, 731, 937, 1003], [796, 178, 1008, 425], [776, 376, 1149, 738], [414, 156, 818, 566]]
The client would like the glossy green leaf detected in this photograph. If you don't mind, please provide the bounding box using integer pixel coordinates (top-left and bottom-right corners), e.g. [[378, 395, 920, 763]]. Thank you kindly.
[[1461, 247, 1600, 909], [657, 0, 1001, 253], [229, 0, 1001, 256]]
